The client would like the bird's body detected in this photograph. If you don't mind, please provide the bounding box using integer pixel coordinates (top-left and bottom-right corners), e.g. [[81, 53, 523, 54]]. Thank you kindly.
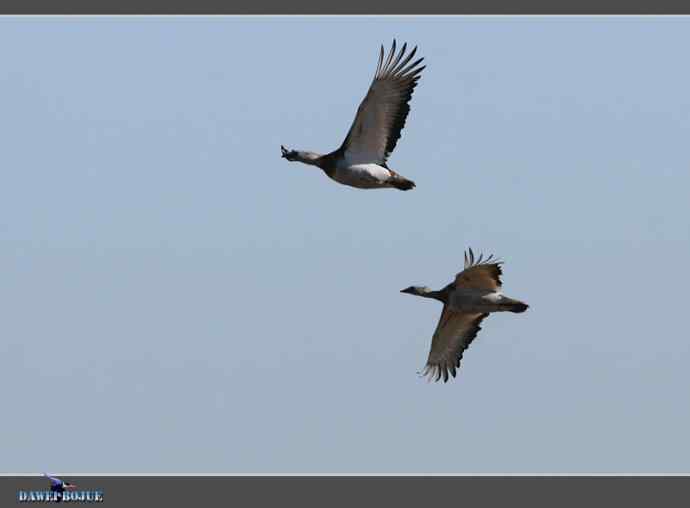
[[281, 40, 425, 191], [448, 286, 527, 314], [332, 162, 407, 190], [401, 248, 529, 383]]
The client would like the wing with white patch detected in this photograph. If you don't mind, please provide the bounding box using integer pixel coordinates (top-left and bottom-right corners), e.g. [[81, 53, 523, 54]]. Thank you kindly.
[[339, 40, 425, 166], [420, 306, 489, 383]]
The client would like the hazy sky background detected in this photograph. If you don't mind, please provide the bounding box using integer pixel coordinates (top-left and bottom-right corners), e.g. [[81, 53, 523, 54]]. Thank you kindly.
[[1, 17, 689, 473]]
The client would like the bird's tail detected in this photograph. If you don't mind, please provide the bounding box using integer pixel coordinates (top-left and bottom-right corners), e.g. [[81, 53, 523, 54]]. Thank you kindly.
[[389, 173, 416, 191], [500, 297, 529, 313]]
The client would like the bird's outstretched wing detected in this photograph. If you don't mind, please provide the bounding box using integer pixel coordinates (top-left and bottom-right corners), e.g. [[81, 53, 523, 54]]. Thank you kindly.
[[339, 40, 425, 166], [454, 248, 503, 291], [419, 306, 489, 383]]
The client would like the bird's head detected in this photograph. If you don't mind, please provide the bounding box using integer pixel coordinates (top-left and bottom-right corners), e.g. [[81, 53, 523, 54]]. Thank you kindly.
[[280, 145, 299, 162], [400, 286, 432, 297]]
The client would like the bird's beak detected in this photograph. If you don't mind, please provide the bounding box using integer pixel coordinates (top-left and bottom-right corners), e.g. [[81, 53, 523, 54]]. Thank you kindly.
[[280, 145, 288, 159], [400, 287, 414, 295]]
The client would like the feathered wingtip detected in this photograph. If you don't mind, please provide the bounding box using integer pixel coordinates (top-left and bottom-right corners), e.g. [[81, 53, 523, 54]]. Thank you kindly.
[[463, 247, 503, 269], [375, 39, 425, 80], [417, 365, 435, 383], [417, 363, 455, 384]]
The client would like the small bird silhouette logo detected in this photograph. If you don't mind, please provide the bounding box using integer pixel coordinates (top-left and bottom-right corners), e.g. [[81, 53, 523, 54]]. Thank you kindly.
[[43, 473, 77, 502]]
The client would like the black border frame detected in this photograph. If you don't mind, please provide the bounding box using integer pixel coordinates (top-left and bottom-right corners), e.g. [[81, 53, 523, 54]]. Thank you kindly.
[[2, 1, 690, 14], [3, 9, 689, 507], [3, 475, 690, 507]]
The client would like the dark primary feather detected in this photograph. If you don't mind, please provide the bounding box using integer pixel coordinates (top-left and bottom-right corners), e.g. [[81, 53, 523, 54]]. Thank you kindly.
[[463, 247, 501, 269], [339, 39, 426, 165]]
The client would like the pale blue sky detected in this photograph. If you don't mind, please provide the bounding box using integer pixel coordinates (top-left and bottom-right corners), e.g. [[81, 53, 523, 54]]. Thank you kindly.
[[1, 17, 689, 473]]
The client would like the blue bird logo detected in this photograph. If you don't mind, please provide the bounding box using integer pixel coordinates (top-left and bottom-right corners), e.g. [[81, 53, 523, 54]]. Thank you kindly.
[[43, 474, 77, 502]]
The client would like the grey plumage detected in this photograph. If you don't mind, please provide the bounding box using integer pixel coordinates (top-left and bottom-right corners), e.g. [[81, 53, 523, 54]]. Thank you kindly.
[[401, 248, 529, 383]]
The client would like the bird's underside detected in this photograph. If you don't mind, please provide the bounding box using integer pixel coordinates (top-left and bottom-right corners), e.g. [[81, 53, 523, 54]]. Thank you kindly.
[[331, 163, 415, 190]]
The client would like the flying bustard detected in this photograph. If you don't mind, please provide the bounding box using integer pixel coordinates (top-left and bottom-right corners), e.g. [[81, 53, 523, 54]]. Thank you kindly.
[[401, 248, 529, 383], [281, 40, 425, 191]]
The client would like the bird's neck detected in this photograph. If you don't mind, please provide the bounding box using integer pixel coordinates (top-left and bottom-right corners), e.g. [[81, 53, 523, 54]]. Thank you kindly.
[[415, 288, 446, 302], [294, 151, 323, 166]]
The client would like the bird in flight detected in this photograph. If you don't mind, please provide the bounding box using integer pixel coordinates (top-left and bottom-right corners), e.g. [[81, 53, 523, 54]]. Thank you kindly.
[[401, 248, 529, 383], [281, 40, 425, 191]]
